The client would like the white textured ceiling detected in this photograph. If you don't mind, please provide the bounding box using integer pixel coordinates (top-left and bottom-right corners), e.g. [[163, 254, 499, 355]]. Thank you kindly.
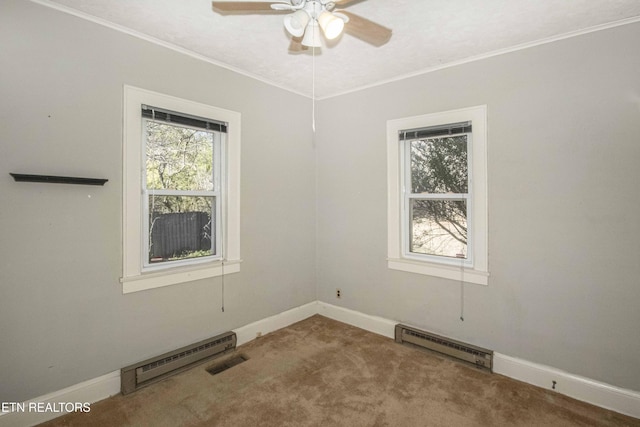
[[38, 0, 640, 98]]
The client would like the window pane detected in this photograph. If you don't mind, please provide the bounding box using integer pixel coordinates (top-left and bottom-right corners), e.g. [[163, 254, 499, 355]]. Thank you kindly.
[[148, 195, 215, 264], [410, 199, 467, 259], [146, 121, 214, 191], [410, 135, 468, 194]]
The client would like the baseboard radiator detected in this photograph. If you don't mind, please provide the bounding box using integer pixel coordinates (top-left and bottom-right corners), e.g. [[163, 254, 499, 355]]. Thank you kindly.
[[121, 331, 236, 394], [395, 324, 493, 372]]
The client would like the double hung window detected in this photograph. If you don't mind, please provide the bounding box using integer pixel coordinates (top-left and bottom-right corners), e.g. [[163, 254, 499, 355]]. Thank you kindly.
[[403, 122, 471, 263], [122, 86, 241, 294], [387, 106, 488, 285], [142, 106, 223, 268]]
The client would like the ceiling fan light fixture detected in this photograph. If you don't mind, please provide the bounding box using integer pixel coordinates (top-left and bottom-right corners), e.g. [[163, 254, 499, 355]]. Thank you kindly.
[[317, 11, 344, 40], [284, 9, 310, 38], [301, 20, 322, 47]]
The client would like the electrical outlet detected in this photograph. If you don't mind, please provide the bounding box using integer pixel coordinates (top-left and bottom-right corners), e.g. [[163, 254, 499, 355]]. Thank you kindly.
[[336, 289, 341, 298]]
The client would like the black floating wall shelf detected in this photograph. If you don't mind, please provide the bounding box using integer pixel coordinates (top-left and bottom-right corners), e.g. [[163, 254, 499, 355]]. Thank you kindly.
[[10, 173, 108, 186]]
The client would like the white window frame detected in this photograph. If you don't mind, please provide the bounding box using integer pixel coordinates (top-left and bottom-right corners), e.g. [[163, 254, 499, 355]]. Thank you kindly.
[[122, 86, 241, 294], [387, 105, 488, 285]]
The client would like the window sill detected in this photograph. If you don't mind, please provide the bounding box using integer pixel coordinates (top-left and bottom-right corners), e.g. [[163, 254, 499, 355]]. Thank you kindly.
[[387, 258, 488, 286], [120, 259, 241, 294]]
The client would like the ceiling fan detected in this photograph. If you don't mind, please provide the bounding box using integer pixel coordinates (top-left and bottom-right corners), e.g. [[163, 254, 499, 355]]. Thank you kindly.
[[211, 0, 392, 50]]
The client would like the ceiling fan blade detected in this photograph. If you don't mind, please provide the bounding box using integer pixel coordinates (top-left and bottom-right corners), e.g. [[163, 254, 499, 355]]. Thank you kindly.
[[212, 1, 291, 14], [332, 0, 368, 6], [337, 10, 392, 46]]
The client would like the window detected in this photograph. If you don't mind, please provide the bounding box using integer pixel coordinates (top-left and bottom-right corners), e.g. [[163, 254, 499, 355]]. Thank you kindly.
[[143, 106, 223, 268], [387, 106, 488, 285], [122, 86, 241, 293]]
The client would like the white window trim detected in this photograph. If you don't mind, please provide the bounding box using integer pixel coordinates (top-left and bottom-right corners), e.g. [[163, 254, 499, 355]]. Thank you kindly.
[[122, 85, 241, 294], [387, 105, 488, 285]]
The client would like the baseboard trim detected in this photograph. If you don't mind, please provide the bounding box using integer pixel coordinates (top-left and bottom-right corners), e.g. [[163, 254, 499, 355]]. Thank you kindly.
[[316, 301, 396, 339], [317, 302, 640, 420], [0, 370, 120, 427], [493, 353, 640, 419], [233, 301, 318, 346], [4, 301, 638, 424]]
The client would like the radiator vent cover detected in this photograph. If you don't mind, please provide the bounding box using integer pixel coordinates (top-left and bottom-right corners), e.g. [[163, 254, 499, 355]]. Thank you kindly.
[[395, 324, 493, 371], [121, 331, 236, 394]]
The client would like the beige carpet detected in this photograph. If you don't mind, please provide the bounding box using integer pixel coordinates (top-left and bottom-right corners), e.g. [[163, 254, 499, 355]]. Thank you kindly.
[[42, 315, 639, 426]]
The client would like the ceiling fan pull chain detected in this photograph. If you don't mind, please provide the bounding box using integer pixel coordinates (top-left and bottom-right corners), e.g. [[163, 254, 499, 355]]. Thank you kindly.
[[312, 36, 316, 132]]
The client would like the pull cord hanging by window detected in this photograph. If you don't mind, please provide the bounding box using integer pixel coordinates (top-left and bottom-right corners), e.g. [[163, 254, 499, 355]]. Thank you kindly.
[[311, 33, 316, 132], [459, 255, 465, 321]]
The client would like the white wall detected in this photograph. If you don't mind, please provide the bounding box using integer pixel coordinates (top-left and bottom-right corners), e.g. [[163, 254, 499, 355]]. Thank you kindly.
[[315, 22, 640, 392], [0, 0, 316, 402]]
